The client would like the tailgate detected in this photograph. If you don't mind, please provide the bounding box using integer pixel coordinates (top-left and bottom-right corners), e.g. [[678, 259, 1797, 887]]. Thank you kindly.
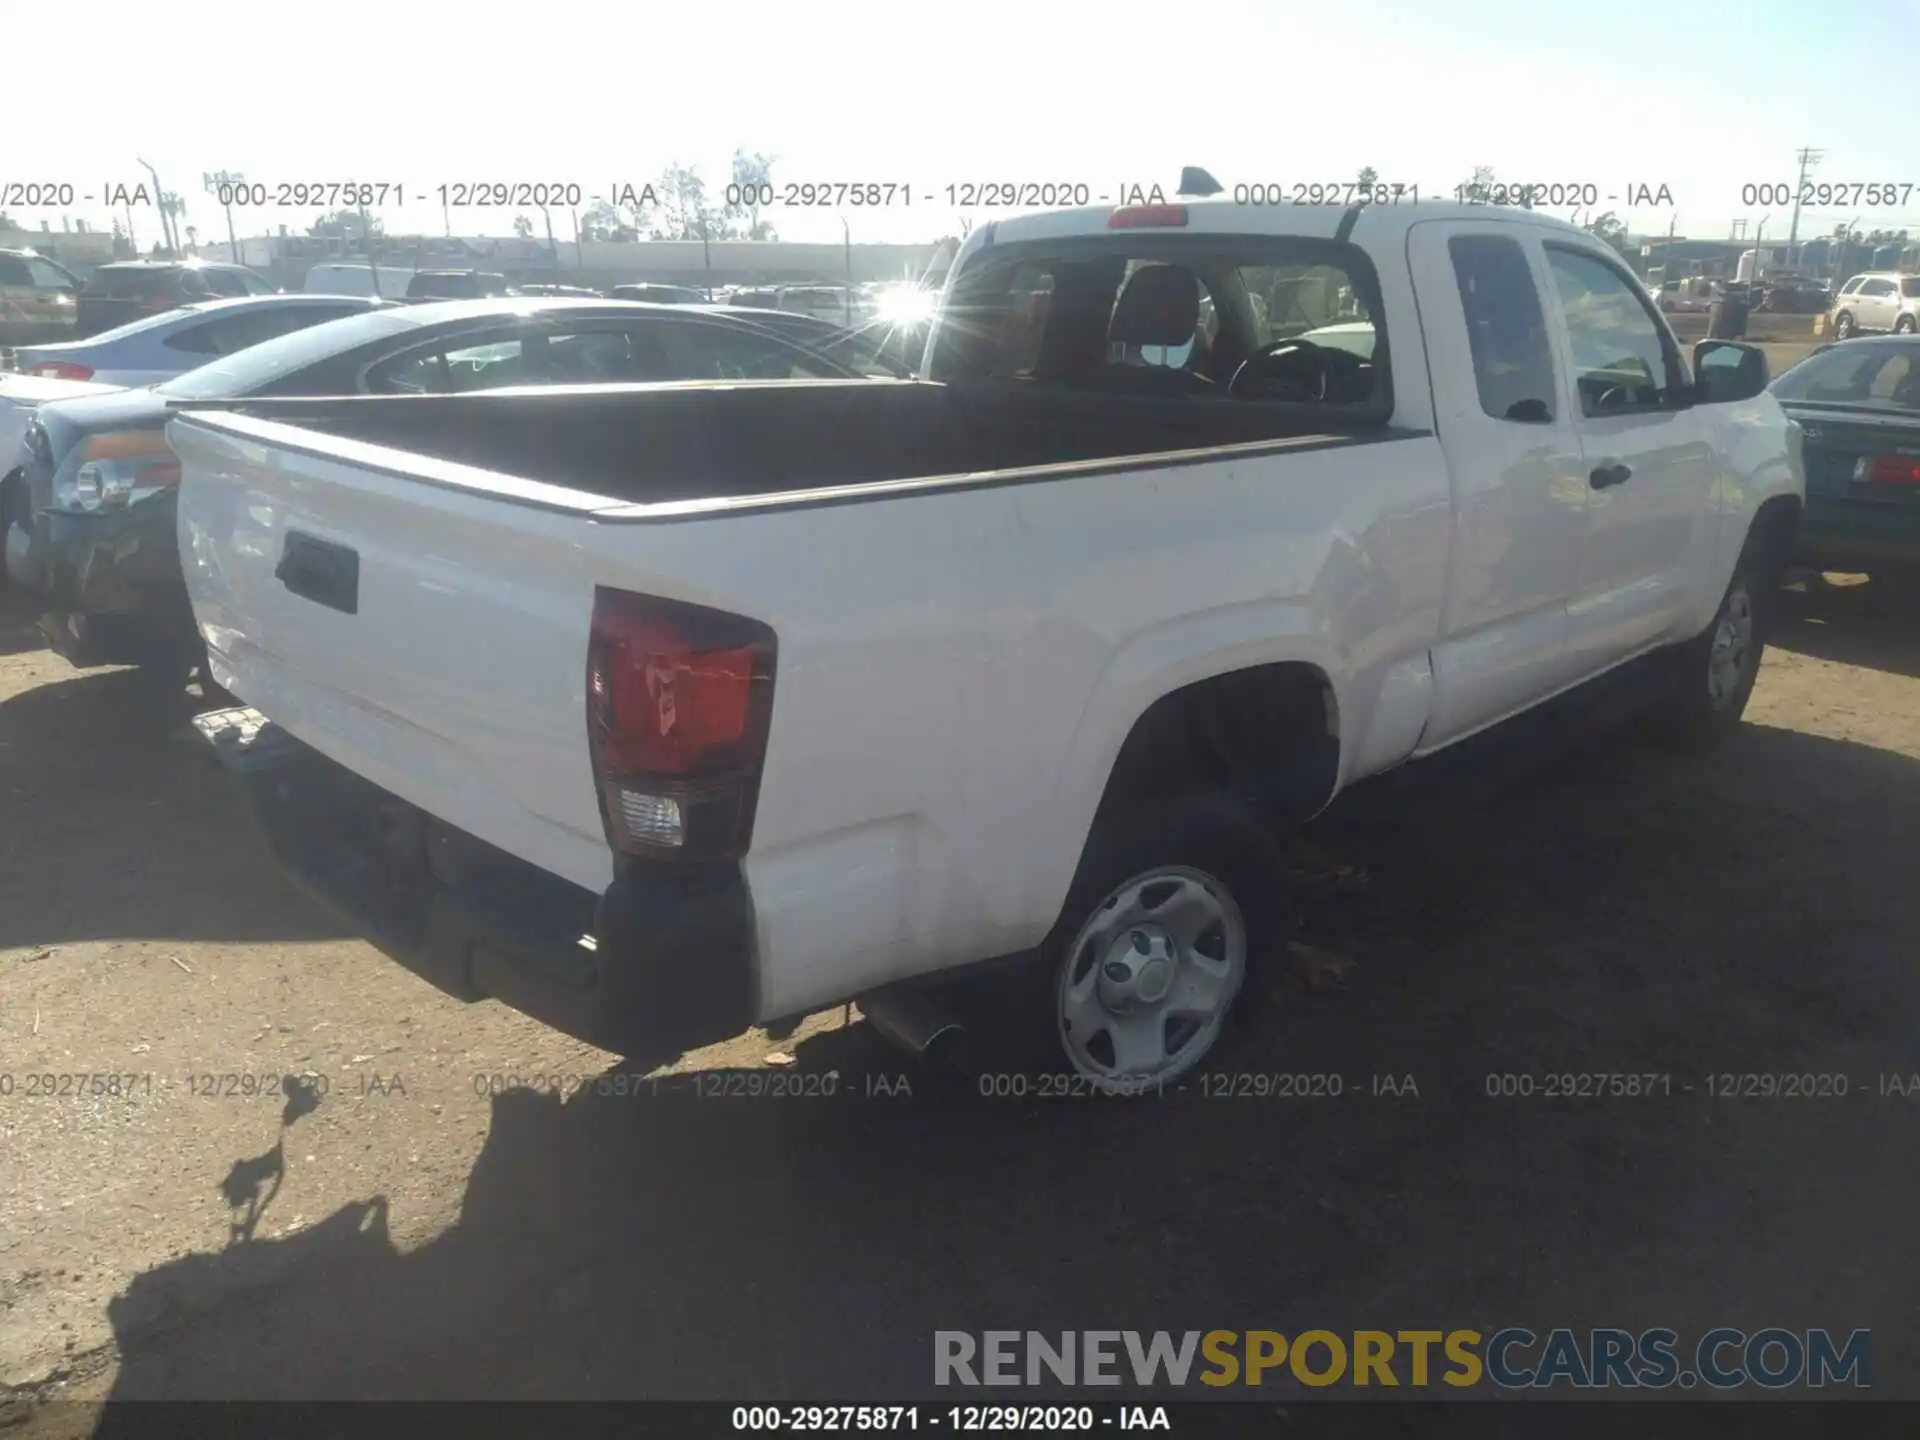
[[169, 411, 627, 894]]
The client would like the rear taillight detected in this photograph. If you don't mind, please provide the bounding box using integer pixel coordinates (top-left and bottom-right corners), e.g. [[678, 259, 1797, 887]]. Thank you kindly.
[[28, 361, 93, 381], [1108, 205, 1189, 229], [1854, 454, 1920, 485], [586, 589, 776, 862]]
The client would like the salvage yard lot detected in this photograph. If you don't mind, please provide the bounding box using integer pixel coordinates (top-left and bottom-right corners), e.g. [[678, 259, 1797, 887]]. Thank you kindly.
[[4, 573, 1920, 1417]]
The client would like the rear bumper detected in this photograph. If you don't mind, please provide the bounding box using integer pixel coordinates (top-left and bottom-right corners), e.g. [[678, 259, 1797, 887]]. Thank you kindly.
[[194, 708, 759, 1064], [1795, 496, 1920, 569]]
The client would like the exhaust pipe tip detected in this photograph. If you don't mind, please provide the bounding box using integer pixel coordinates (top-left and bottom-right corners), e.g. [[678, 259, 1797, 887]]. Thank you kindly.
[[859, 987, 970, 1074]]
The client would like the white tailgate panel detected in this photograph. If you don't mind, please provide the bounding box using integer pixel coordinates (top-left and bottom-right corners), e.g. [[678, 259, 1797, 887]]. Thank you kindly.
[[172, 419, 615, 894]]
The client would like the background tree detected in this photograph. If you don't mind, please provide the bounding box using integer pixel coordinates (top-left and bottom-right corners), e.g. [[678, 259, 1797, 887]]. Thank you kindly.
[[309, 209, 384, 242], [1582, 210, 1632, 258], [1357, 165, 1379, 192], [642, 162, 726, 241], [725, 149, 779, 240], [512, 213, 535, 239]]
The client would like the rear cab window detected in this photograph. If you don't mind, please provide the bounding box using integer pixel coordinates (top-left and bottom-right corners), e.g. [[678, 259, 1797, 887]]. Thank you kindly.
[[1448, 235, 1559, 422], [927, 234, 1392, 420]]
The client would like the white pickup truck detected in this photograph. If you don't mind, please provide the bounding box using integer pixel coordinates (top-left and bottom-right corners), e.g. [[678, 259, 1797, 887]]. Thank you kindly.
[[171, 200, 1803, 1094]]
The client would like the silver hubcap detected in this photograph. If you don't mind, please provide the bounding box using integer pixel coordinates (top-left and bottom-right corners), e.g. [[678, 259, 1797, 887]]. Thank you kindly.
[[1058, 866, 1246, 1092], [1707, 581, 1754, 707]]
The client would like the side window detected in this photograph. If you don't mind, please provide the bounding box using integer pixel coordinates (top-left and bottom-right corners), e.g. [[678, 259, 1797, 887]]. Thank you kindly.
[[1544, 245, 1677, 417], [645, 321, 836, 380], [1840, 278, 1863, 296], [1863, 279, 1897, 298], [240, 272, 276, 295], [198, 270, 248, 298], [24, 258, 74, 289], [369, 325, 656, 394], [0, 256, 32, 285], [369, 330, 522, 394], [1448, 235, 1559, 422]]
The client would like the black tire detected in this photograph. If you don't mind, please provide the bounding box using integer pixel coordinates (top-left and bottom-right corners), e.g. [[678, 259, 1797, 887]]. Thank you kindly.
[[961, 790, 1290, 1094], [1833, 311, 1857, 339], [1648, 558, 1767, 751], [0, 470, 23, 596], [1898, 315, 1918, 336]]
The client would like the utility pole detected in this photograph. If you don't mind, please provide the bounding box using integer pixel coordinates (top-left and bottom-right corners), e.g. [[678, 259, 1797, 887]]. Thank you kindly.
[[1787, 147, 1823, 255], [204, 171, 244, 264], [136, 157, 177, 253]]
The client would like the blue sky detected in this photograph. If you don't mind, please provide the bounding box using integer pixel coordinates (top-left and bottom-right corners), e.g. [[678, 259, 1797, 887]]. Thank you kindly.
[[5, 0, 1919, 249]]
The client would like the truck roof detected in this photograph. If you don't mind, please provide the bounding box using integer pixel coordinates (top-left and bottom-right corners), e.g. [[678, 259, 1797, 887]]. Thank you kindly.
[[983, 199, 1594, 249]]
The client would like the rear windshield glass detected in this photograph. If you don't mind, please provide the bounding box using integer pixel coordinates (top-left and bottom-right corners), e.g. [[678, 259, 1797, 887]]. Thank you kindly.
[[927, 237, 1390, 419], [154, 307, 420, 399], [1772, 343, 1920, 410], [1904, 279, 1920, 298]]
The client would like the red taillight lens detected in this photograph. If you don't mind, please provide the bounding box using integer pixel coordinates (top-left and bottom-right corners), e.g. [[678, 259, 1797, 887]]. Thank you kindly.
[[1855, 454, 1920, 485], [586, 589, 776, 861], [1108, 205, 1189, 229], [28, 361, 93, 381]]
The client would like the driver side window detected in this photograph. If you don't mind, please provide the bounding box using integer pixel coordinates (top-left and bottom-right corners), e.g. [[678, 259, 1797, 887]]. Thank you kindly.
[[1544, 245, 1679, 417]]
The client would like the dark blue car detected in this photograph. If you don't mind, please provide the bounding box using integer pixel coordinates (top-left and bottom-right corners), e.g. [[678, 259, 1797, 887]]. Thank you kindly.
[[1772, 336, 1920, 583]]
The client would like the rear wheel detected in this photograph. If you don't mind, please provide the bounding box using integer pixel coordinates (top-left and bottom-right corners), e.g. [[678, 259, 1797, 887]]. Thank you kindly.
[[971, 792, 1287, 1095], [1833, 311, 1857, 339], [1897, 315, 1918, 336], [1648, 564, 1764, 750]]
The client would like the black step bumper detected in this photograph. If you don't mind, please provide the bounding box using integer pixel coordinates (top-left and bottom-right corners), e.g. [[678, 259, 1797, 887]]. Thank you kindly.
[[193, 707, 759, 1066]]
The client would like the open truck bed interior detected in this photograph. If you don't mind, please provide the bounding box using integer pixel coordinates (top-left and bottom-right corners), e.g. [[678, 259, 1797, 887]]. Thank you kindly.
[[173, 380, 1399, 511]]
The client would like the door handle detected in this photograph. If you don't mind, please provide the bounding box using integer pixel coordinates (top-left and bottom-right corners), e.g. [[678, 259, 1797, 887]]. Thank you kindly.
[[1590, 463, 1632, 490]]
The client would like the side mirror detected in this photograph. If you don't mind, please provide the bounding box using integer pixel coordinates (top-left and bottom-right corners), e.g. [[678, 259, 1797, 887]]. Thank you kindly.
[[1692, 340, 1769, 404]]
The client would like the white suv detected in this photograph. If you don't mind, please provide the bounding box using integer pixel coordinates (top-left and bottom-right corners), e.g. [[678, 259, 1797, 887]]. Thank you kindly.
[[1830, 271, 1920, 337]]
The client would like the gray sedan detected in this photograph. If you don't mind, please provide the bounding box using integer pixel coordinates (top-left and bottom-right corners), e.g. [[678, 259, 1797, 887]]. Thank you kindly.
[[8, 294, 390, 386]]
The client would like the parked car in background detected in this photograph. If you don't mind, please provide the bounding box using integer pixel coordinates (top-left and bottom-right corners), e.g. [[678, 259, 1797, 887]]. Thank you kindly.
[[0, 249, 84, 347], [609, 283, 708, 304], [1829, 273, 1920, 338], [75, 261, 277, 337], [774, 285, 864, 328], [5, 297, 861, 683], [1772, 336, 1920, 581], [304, 262, 416, 298], [171, 201, 1797, 1092], [1762, 277, 1830, 314], [0, 372, 122, 592], [1653, 276, 1719, 314], [517, 284, 603, 299], [404, 271, 516, 301], [10, 294, 391, 384], [689, 306, 911, 376]]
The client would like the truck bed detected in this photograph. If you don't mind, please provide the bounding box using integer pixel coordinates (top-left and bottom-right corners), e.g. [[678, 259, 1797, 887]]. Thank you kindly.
[[175, 379, 1389, 512]]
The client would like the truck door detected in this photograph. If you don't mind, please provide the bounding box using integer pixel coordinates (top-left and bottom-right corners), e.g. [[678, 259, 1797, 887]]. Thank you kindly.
[[1537, 242, 1721, 673], [1405, 220, 1590, 750]]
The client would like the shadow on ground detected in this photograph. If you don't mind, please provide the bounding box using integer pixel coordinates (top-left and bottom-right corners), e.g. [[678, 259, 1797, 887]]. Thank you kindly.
[[74, 716, 1920, 1413], [0, 586, 44, 658], [0, 663, 347, 950], [1771, 573, 1920, 680]]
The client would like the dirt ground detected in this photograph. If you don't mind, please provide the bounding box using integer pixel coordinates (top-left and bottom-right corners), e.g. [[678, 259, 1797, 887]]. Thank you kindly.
[[3, 571, 1920, 1426]]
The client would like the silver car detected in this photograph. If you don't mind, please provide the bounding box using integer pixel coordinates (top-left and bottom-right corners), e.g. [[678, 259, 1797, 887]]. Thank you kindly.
[[8, 294, 390, 385], [1829, 272, 1920, 339]]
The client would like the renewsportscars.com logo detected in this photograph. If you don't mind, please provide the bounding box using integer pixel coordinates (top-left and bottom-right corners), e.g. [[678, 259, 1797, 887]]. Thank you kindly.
[[934, 1328, 1872, 1390]]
